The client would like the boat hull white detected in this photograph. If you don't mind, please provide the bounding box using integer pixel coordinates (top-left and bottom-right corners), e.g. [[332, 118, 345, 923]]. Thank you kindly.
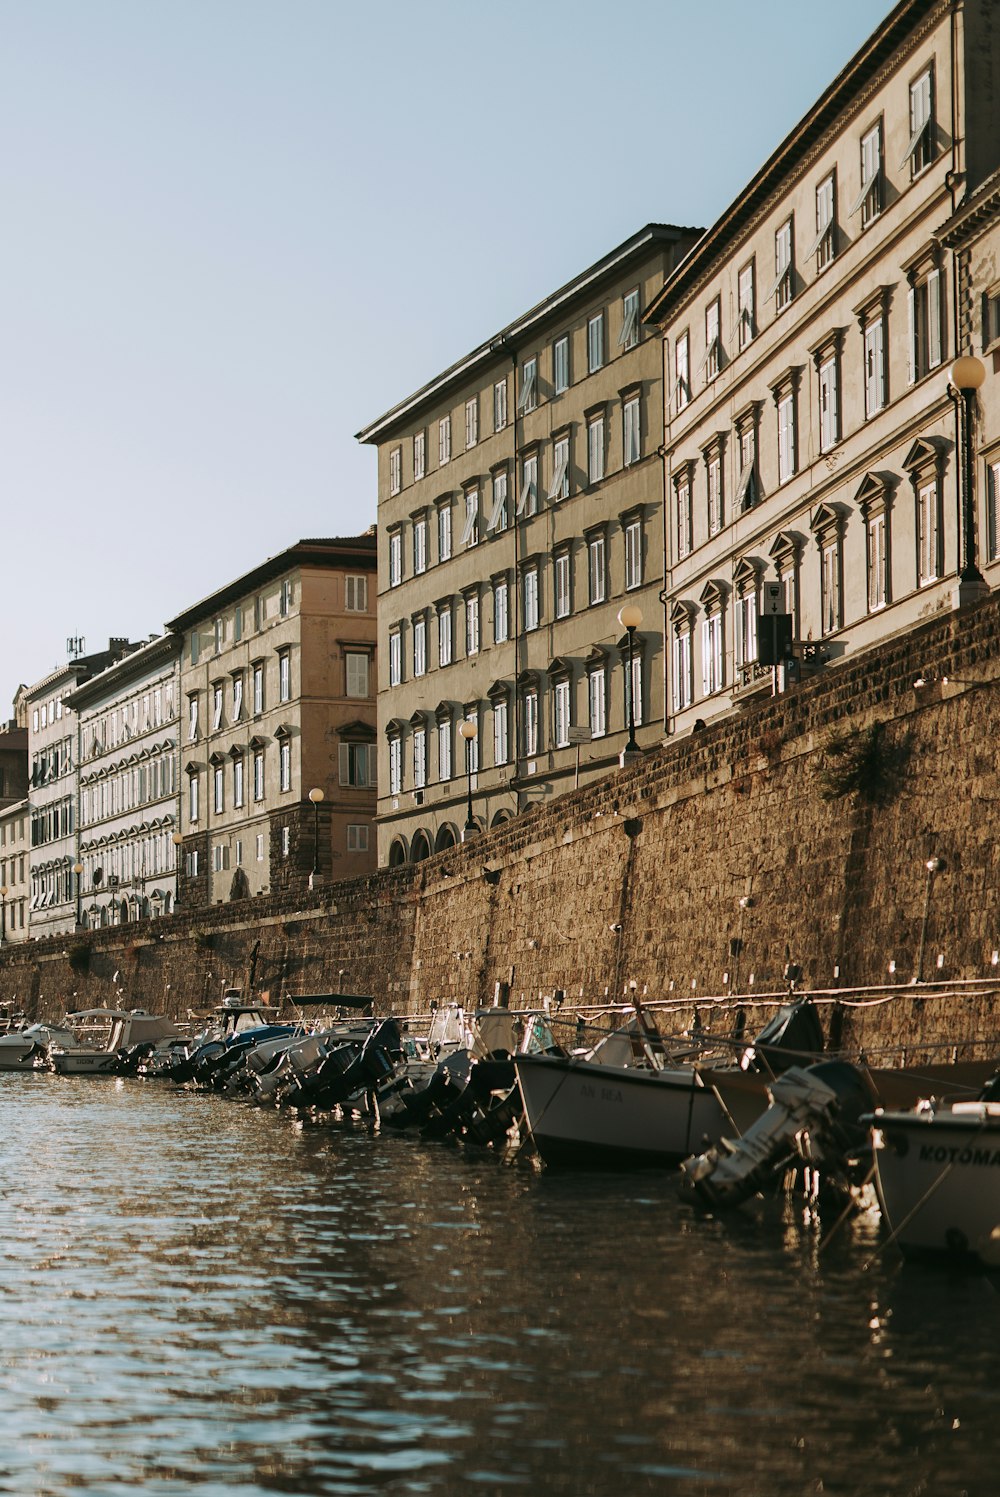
[[50, 1051, 121, 1075], [514, 1054, 736, 1168], [871, 1103, 1000, 1265]]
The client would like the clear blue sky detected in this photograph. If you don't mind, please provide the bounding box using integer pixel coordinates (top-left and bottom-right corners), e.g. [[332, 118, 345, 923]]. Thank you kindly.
[[0, 0, 885, 714]]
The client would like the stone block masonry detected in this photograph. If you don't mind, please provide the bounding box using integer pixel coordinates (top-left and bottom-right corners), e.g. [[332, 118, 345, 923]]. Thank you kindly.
[[7, 591, 1000, 1064]]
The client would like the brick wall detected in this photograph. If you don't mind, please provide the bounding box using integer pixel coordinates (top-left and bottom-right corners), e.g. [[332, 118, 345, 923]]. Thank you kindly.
[[6, 592, 1000, 1062]]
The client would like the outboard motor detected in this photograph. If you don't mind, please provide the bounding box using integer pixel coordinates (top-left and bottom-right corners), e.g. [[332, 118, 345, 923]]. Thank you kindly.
[[681, 1060, 877, 1209]]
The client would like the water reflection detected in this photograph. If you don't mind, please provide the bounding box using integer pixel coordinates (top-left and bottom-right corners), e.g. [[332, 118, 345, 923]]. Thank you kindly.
[[1, 1076, 999, 1494]]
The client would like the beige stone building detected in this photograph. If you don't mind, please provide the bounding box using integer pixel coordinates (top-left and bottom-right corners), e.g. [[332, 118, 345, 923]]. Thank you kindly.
[[357, 224, 701, 867], [647, 0, 1000, 736], [0, 799, 30, 945], [167, 536, 378, 906]]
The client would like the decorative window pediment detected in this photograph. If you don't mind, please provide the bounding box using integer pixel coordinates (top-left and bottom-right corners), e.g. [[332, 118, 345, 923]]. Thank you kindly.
[[902, 435, 947, 474], [487, 679, 511, 703], [811, 501, 849, 542], [338, 720, 375, 742], [209, 751, 226, 767], [385, 717, 406, 740], [547, 656, 572, 680], [700, 578, 729, 612], [769, 530, 804, 567], [273, 722, 292, 740], [434, 701, 453, 724], [733, 556, 763, 592], [586, 645, 609, 669], [768, 364, 802, 404], [408, 710, 427, 730], [228, 744, 243, 761], [854, 471, 894, 517], [516, 669, 540, 690]]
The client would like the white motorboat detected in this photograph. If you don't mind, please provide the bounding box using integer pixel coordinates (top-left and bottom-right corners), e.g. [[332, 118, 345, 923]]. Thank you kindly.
[[47, 1009, 181, 1076], [0, 1022, 80, 1072], [868, 1088, 1000, 1266]]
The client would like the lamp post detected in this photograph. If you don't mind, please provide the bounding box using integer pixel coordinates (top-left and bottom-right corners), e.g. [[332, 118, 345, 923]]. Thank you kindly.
[[72, 862, 84, 928], [618, 604, 643, 760], [459, 719, 478, 839], [308, 787, 325, 887], [171, 832, 183, 911], [0, 885, 7, 946], [951, 354, 988, 607]]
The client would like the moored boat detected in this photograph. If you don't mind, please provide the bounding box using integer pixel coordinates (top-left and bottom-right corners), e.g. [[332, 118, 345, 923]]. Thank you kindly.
[[47, 1009, 181, 1075]]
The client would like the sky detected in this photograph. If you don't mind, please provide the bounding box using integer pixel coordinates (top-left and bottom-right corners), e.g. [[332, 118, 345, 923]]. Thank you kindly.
[[1, 0, 887, 715]]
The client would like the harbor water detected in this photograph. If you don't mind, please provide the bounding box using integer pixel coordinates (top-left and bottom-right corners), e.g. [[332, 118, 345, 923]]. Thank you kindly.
[[1, 1075, 999, 1496]]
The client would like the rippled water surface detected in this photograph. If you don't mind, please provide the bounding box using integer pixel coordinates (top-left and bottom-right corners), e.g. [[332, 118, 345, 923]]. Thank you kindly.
[[2, 1075, 1000, 1495]]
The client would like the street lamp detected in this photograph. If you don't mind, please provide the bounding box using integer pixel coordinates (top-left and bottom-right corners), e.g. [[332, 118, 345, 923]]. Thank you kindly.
[[73, 863, 84, 928], [0, 885, 7, 946], [459, 719, 478, 839], [950, 354, 988, 606], [308, 787, 325, 886], [618, 604, 643, 758], [171, 832, 184, 911]]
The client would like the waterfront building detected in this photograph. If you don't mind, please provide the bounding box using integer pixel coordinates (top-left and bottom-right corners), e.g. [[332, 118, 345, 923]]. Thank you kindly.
[[0, 799, 30, 945], [63, 634, 182, 926], [646, 0, 1000, 735], [25, 641, 137, 938], [357, 224, 701, 867], [166, 535, 378, 906]]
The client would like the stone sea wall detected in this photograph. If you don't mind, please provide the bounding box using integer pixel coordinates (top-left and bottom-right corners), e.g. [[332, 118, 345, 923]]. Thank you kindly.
[[6, 592, 1000, 1061]]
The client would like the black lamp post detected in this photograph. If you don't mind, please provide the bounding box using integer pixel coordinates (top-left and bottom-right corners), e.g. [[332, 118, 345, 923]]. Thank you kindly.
[[73, 862, 84, 928], [618, 604, 643, 757], [0, 885, 7, 946], [459, 719, 478, 839], [308, 787, 324, 887], [951, 354, 988, 604]]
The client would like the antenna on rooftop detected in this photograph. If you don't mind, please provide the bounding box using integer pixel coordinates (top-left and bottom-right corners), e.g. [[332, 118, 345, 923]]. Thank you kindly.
[[66, 636, 85, 660]]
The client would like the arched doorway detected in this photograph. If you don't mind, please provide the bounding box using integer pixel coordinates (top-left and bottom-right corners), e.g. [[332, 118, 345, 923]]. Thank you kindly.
[[410, 830, 432, 862], [434, 824, 458, 853], [388, 838, 408, 868]]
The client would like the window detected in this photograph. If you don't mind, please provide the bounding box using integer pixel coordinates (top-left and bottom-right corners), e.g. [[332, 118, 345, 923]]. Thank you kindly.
[[553, 679, 571, 748], [230, 675, 244, 723], [345, 575, 368, 611], [821, 539, 842, 635], [518, 453, 538, 518], [413, 515, 427, 574], [548, 436, 570, 502], [493, 378, 507, 432], [212, 683, 224, 732], [738, 261, 755, 350], [704, 298, 720, 381], [588, 532, 606, 605], [906, 66, 934, 177], [736, 419, 760, 524], [864, 314, 887, 418], [984, 286, 1000, 350], [233, 755, 244, 809], [675, 471, 692, 560], [413, 728, 427, 789], [278, 651, 291, 703], [523, 565, 539, 631], [347, 825, 369, 854], [675, 331, 691, 411], [517, 357, 537, 415], [461, 487, 479, 547], [281, 825, 290, 857], [493, 577, 509, 643], [672, 617, 693, 712], [465, 593, 480, 655], [438, 415, 451, 465], [214, 763, 224, 814], [918, 478, 940, 585], [279, 738, 291, 792], [437, 719, 452, 781], [989, 460, 1000, 562], [867, 511, 888, 612], [437, 605, 452, 667], [619, 288, 640, 351], [772, 218, 793, 312], [187, 695, 199, 742], [629, 653, 643, 729], [908, 266, 943, 383], [465, 396, 478, 448], [253, 748, 265, 800], [587, 312, 604, 373], [389, 530, 403, 587], [522, 688, 539, 758], [702, 612, 724, 696], [253, 595, 264, 631], [777, 390, 797, 484], [437, 502, 452, 561], [388, 736, 402, 796], [280, 580, 292, 616], [623, 395, 641, 466], [819, 355, 839, 453], [553, 335, 570, 393], [493, 697, 509, 766], [389, 629, 402, 687], [587, 414, 605, 484], [855, 121, 883, 227], [624, 517, 642, 590], [588, 666, 606, 738], [212, 844, 230, 874], [811, 172, 836, 271], [555, 551, 571, 619], [488, 469, 509, 533], [413, 430, 426, 481], [339, 742, 370, 787], [412, 618, 426, 678], [706, 450, 723, 536], [188, 774, 199, 823], [234, 606, 242, 643]]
